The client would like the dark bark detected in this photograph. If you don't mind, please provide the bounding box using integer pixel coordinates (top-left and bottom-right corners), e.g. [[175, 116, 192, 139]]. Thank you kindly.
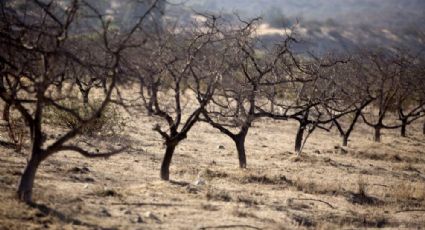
[[82, 90, 89, 105], [17, 151, 42, 203], [342, 135, 349, 147], [233, 134, 247, 168], [295, 123, 305, 152], [160, 143, 176, 181], [400, 119, 407, 137], [374, 126, 381, 142]]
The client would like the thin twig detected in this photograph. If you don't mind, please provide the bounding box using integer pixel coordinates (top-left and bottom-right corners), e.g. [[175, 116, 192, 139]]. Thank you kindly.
[[395, 209, 425, 214], [292, 198, 336, 209]]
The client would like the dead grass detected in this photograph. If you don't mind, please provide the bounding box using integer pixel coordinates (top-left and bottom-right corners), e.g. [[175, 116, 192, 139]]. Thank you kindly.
[[391, 181, 425, 203], [0, 107, 425, 229], [292, 176, 343, 195], [239, 173, 292, 185], [205, 187, 232, 202]]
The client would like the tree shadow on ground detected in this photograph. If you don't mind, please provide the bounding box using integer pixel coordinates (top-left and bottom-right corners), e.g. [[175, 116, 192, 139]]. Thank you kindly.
[[27, 202, 108, 230]]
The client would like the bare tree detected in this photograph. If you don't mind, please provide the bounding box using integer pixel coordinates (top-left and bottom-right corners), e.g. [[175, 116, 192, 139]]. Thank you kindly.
[[393, 51, 425, 137], [257, 52, 352, 154], [135, 14, 223, 180], [359, 51, 403, 142], [199, 17, 302, 167], [0, 0, 160, 203], [327, 58, 374, 146]]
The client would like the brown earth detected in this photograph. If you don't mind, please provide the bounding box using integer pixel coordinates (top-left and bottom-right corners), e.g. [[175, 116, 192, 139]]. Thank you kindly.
[[1, 110, 425, 229]]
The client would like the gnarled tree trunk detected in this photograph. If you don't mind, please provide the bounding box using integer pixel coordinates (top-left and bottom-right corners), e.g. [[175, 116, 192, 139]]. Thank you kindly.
[[400, 119, 407, 137], [342, 135, 349, 147], [17, 150, 42, 203], [295, 123, 305, 153], [160, 143, 176, 181], [233, 134, 247, 169], [374, 126, 381, 142]]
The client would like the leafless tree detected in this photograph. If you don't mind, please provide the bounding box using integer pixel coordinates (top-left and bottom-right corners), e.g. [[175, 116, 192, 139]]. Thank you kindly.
[[359, 50, 405, 142], [257, 51, 352, 154], [326, 58, 374, 146], [199, 17, 304, 167], [393, 51, 425, 137], [135, 14, 224, 180], [0, 0, 161, 203]]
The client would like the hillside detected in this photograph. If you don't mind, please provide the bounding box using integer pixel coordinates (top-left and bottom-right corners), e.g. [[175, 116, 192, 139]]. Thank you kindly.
[[175, 0, 425, 54]]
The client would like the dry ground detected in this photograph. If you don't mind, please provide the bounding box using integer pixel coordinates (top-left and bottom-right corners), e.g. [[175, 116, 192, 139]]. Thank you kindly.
[[1, 110, 425, 229]]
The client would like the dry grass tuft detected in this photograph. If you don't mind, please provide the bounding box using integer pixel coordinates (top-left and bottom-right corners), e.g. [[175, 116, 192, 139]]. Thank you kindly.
[[346, 179, 382, 205], [93, 188, 122, 198], [236, 195, 260, 206], [239, 173, 292, 185], [391, 181, 425, 202], [205, 188, 232, 202], [293, 176, 342, 195], [232, 207, 257, 218], [200, 168, 228, 180]]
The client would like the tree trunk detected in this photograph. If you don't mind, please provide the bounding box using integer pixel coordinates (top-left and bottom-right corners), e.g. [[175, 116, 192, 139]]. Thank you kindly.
[[374, 127, 381, 142], [82, 91, 89, 105], [17, 153, 42, 203], [234, 135, 247, 168], [160, 144, 176, 181], [342, 135, 348, 147], [295, 124, 305, 153], [400, 120, 407, 137]]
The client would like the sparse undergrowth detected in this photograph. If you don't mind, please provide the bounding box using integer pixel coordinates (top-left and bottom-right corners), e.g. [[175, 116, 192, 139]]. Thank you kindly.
[[44, 98, 124, 136]]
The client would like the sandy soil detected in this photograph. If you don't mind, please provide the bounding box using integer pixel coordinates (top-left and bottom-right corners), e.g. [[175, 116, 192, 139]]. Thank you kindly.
[[1, 109, 425, 229]]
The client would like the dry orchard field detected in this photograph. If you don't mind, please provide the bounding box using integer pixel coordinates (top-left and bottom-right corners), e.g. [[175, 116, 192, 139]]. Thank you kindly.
[[1, 111, 425, 229], [1, 0, 425, 229]]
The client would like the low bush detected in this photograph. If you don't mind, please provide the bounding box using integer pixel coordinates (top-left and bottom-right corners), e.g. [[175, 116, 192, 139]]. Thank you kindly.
[[44, 99, 123, 136]]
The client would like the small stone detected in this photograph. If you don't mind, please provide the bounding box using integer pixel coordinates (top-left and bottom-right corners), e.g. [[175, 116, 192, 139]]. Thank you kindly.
[[144, 211, 161, 223], [194, 178, 206, 186], [100, 207, 112, 217], [144, 211, 153, 218], [313, 150, 321, 154]]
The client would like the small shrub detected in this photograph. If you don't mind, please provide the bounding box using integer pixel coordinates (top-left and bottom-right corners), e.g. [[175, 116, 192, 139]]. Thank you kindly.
[[44, 99, 122, 136]]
